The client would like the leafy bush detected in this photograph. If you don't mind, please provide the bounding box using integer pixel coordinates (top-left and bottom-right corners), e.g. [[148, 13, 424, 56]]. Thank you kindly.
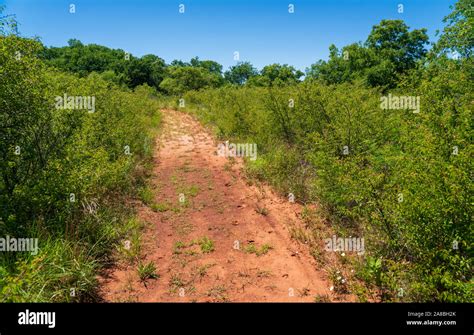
[[181, 58, 473, 301]]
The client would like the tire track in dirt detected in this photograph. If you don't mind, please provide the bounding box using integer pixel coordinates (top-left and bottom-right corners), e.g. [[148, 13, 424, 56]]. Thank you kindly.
[[100, 109, 335, 302]]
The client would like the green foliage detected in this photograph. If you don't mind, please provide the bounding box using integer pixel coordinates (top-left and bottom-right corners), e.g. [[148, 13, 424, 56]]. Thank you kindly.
[[307, 19, 429, 88], [0, 35, 162, 301], [174, 7, 473, 302], [189, 56, 223, 75], [174, 237, 215, 254], [224, 61, 258, 85], [0, 5, 18, 35], [182, 57, 473, 301], [42, 40, 167, 90], [196, 237, 215, 254], [366, 20, 429, 71], [1, 0, 471, 304], [243, 243, 273, 256], [159, 65, 223, 95], [248, 63, 304, 87], [0, 240, 99, 302], [137, 261, 158, 281], [434, 0, 473, 58], [139, 186, 155, 206]]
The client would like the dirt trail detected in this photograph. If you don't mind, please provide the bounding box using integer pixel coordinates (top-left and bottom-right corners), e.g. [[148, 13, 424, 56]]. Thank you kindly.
[[101, 109, 334, 302]]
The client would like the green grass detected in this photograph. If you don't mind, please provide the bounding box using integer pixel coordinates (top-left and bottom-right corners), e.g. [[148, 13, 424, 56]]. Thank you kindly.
[[314, 294, 331, 302], [117, 218, 144, 264], [150, 202, 170, 212], [173, 241, 187, 255], [137, 261, 159, 282], [256, 270, 272, 278], [243, 243, 273, 256], [138, 186, 155, 206], [193, 263, 215, 280], [173, 237, 215, 255], [196, 237, 215, 254]]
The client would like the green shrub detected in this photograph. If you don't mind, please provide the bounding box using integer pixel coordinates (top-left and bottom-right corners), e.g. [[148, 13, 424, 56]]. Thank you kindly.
[[0, 35, 162, 301], [181, 60, 473, 302]]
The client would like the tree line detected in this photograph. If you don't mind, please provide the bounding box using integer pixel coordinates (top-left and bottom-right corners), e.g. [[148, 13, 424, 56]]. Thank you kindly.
[[40, 16, 444, 94]]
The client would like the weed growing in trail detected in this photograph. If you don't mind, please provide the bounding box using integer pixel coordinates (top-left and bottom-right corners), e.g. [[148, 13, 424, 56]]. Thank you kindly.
[[137, 261, 159, 282], [255, 206, 269, 216]]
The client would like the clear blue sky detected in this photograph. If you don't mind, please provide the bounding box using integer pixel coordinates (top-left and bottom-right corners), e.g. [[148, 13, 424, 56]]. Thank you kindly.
[[2, 0, 457, 71]]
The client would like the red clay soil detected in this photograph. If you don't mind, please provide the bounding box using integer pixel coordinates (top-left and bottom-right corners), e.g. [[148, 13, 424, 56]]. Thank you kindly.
[[100, 109, 338, 302]]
